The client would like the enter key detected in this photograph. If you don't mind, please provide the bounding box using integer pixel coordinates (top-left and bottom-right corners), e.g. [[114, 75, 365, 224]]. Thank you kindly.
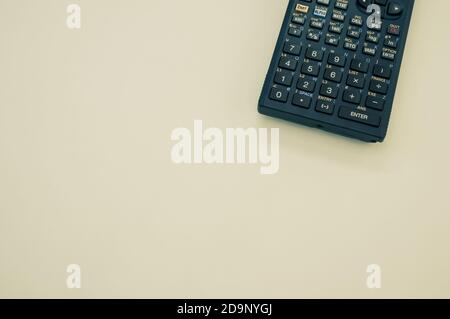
[[339, 105, 381, 127]]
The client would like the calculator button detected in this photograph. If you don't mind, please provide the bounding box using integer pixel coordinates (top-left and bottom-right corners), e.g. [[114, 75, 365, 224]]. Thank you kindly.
[[339, 105, 381, 127], [381, 48, 396, 61], [388, 2, 403, 16], [335, 0, 349, 11], [387, 24, 401, 35], [278, 56, 298, 71], [306, 47, 324, 61], [363, 43, 377, 56], [375, 0, 388, 5], [292, 94, 312, 109], [274, 70, 293, 86], [328, 52, 346, 67], [366, 31, 380, 44], [301, 62, 320, 76], [320, 83, 339, 99], [317, 0, 330, 6], [343, 88, 361, 104], [332, 10, 345, 22], [350, 59, 369, 73], [292, 15, 306, 25], [283, 42, 302, 56], [344, 39, 358, 51], [350, 15, 363, 27], [288, 27, 302, 37], [279, 56, 298, 71], [307, 29, 321, 41], [347, 73, 365, 89], [347, 26, 361, 39], [295, 4, 310, 14], [310, 17, 324, 29], [270, 87, 289, 103], [373, 64, 392, 79], [297, 77, 316, 93], [384, 35, 398, 48], [366, 96, 385, 111], [316, 100, 335, 114], [324, 66, 343, 83], [329, 21, 343, 34], [325, 33, 340, 46], [314, 6, 329, 18], [370, 79, 388, 94], [357, 0, 371, 8], [310, 17, 325, 30]]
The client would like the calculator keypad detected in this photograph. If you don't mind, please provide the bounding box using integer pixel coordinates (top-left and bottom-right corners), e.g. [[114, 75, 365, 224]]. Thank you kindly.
[[259, 0, 415, 142]]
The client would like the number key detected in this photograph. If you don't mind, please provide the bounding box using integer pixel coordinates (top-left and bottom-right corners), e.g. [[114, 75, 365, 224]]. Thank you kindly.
[[297, 76, 316, 93], [328, 52, 346, 67], [301, 61, 320, 77], [283, 42, 302, 56], [274, 70, 293, 86], [320, 83, 339, 99], [279, 56, 298, 71], [324, 66, 342, 83], [269, 87, 289, 102], [306, 47, 324, 61]]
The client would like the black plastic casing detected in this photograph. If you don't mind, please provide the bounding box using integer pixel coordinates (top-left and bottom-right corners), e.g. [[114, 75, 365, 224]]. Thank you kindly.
[[258, 0, 415, 142]]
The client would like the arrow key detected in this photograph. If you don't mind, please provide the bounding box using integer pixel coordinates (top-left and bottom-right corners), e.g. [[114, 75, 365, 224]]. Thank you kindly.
[[388, 2, 403, 16]]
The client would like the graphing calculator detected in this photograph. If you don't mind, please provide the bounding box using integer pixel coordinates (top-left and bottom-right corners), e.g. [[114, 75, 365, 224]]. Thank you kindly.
[[258, 0, 415, 142]]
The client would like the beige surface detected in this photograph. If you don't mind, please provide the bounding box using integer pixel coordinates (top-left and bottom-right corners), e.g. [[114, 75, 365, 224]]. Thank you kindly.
[[0, 0, 449, 298]]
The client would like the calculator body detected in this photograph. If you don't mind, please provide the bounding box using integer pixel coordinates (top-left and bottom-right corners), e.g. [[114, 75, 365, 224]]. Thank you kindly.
[[258, 0, 415, 143]]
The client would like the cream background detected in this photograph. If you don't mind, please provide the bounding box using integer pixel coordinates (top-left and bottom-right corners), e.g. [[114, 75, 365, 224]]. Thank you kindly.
[[0, 0, 449, 298]]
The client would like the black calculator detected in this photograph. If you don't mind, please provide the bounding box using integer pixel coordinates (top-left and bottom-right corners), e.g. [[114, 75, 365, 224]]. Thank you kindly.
[[258, 0, 415, 142]]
